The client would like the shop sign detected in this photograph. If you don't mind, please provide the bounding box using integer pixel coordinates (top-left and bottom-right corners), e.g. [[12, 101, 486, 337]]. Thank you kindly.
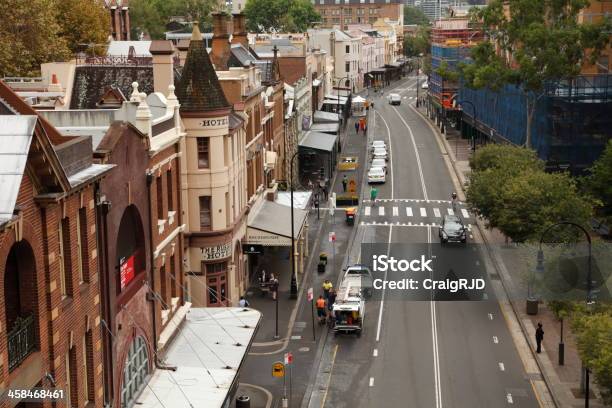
[[243, 244, 264, 255], [120, 255, 135, 290], [201, 242, 232, 261], [246, 228, 291, 246], [199, 117, 228, 129]]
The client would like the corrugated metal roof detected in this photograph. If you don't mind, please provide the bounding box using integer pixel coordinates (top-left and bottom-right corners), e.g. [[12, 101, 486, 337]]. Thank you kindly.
[[107, 41, 152, 56], [0, 116, 37, 223]]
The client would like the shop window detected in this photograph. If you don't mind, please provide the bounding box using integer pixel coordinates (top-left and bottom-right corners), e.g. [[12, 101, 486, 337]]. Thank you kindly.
[[121, 336, 149, 408], [199, 196, 212, 230], [197, 137, 210, 168]]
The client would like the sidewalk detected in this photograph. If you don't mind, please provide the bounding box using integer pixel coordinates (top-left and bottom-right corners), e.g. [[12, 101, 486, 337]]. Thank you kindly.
[[414, 103, 607, 407]]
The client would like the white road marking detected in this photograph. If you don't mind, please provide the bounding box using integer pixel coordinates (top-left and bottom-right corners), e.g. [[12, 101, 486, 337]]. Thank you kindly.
[[365, 206, 371, 216], [475, 260, 480, 266], [433, 208, 441, 218], [493, 336, 499, 344], [467, 224, 472, 231], [373, 349, 378, 357], [406, 207, 413, 217], [461, 208, 470, 218], [428, 225, 442, 408], [369, 377, 375, 387], [379, 206, 385, 216], [499, 362, 505, 371], [420, 207, 427, 217], [393, 206, 399, 216], [375, 226, 393, 342], [488, 313, 494, 320], [507, 393, 513, 404], [447, 208, 454, 216]]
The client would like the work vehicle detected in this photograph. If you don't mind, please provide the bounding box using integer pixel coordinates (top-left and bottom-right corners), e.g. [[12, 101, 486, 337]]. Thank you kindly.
[[422, 82, 429, 89], [345, 207, 356, 226], [342, 265, 373, 297], [372, 147, 388, 161], [388, 93, 401, 105], [439, 215, 467, 244], [367, 166, 386, 184], [371, 158, 387, 173], [332, 284, 364, 336]]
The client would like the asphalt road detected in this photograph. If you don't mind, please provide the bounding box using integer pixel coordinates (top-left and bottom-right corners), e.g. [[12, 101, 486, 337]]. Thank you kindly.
[[321, 76, 541, 408]]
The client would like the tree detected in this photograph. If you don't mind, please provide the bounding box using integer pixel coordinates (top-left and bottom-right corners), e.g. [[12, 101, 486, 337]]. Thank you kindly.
[[460, 0, 611, 148], [469, 143, 541, 172], [403, 24, 431, 58], [496, 171, 592, 242], [404, 6, 429, 26], [584, 139, 612, 220], [244, 0, 320, 32], [56, 0, 109, 55]]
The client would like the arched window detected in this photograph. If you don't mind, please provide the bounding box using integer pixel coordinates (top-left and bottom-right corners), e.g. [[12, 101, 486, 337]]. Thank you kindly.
[[121, 336, 149, 408]]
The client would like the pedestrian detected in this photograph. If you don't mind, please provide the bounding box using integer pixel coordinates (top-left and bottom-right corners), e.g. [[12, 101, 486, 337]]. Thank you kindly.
[[355, 121, 359, 134], [327, 289, 336, 310], [342, 175, 348, 192], [322, 183, 328, 201], [316, 295, 327, 324], [535, 322, 544, 353], [322, 279, 333, 300], [239, 296, 249, 308], [271, 278, 279, 300]]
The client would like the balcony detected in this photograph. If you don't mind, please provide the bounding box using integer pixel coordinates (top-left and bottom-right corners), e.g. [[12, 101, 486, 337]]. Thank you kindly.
[[8, 315, 36, 372]]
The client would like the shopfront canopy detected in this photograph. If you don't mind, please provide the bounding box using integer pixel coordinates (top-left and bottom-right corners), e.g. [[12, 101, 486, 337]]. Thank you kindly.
[[310, 122, 340, 135], [299, 131, 338, 152], [313, 110, 340, 123], [246, 200, 308, 246]]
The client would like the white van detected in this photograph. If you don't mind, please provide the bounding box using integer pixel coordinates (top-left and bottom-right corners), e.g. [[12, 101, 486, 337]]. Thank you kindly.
[[388, 93, 401, 105]]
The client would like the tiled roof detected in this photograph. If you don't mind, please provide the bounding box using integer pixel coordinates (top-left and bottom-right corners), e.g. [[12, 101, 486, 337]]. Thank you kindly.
[[229, 44, 257, 67], [175, 36, 230, 112], [70, 66, 154, 109]]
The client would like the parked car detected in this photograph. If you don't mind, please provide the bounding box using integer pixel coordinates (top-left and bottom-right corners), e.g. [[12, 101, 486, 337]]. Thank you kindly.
[[368, 166, 386, 184], [421, 82, 429, 89], [372, 147, 388, 161], [371, 158, 387, 173], [439, 215, 467, 244], [388, 93, 401, 105], [370, 140, 387, 150]]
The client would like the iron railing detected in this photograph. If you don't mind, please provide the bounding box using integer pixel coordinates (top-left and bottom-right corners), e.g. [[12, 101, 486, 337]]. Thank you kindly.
[[7, 314, 36, 371]]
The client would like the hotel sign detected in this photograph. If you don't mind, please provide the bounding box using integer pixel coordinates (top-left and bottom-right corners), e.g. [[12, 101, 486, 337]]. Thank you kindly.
[[201, 242, 232, 261], [199, 117, 228, 129], [246, 228, 291, 246]]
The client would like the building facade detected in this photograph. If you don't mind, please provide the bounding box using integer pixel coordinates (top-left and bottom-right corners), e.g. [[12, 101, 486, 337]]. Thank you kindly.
[[314, 0, 404, 30], [105, 0, 131, 41], [308, 29, 362, 92]]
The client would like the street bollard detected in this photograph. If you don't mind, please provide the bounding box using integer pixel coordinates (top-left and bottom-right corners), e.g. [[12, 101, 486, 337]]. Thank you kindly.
[[236, 395, 250, 408]]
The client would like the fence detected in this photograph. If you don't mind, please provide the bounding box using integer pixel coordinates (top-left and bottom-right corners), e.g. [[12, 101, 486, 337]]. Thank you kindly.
[[8, 314, 36, 371]]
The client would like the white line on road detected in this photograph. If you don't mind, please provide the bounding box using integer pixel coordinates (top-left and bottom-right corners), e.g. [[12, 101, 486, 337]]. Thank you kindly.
[[378, 206, 385, 216], [393, 206, 399, 216], [420, 207, 427, 217], [375, 225, 393, 342], [406, 207, 413, 217], [488, 313, 494, 320], [365, 206, 371, 216], [493, 336, 499, 344], [507, 393, 513, 404], [369, 377, 375, 387], [428, 226, 442, 408], [373, 349, 378, 357], [433, 208, 441, 218], [499, 362, 505, 371], [461, 208, 470, 218], [392, 106, 428, 200], [447, 208, 454, 216]]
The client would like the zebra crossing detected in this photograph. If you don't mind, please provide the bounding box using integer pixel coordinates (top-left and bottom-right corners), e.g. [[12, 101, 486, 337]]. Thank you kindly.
[[359, 198, 474, 229]]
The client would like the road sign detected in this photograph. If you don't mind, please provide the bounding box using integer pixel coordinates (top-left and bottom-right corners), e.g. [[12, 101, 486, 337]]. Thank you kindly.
[[307, 287, 313, 302], [272, 362, 285, 377], [329, 232, 336, 242], [284, 352, 293, 365]]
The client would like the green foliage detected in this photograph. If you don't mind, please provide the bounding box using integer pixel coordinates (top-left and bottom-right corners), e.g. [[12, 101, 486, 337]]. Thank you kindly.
[[130, 0, 217, 39], [0, 0, 71, 76], [469, 144, 542, 172], [403, 25, 431, 58], [572, 311, 612, 405], [547, 300, 574, 320], [584, 140, 612, 219], [56, 0, 109, 55], [403, 6, 429, 26], [244, 0, 320, 32], [435, 60, 459, 82]]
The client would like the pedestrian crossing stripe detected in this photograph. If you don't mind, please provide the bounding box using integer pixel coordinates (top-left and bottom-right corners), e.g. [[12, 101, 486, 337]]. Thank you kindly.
[[420, 208, 427, 217], [406, 207, 413, 217], [360, 221, 474, 228], [393, 207, 399, 216], [461, 209, 470, 218], [360, 205, 472, 220], [365, 206, 371, 216], [433, 208, 441, 218], [447, 208, 454, 216], [379, 206, 385, 216], [363, 198, 464, 204]]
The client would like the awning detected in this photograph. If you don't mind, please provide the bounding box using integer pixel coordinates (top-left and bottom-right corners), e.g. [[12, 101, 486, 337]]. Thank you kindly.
[[371, 68, 387, 74], [310, 122, 339, 135], [352, 95, 366, 103], [136, 308, 261, 408], [313, 110, 340, 123], [325, 94, 348, 103], [276, 191, 313, 210], [299, 131, 338, 152], [246, 200, 308, 246]]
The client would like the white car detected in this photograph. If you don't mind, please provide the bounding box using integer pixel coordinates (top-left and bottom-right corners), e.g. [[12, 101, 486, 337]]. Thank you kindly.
[[371, 158, 387, 173], [388, 93, 401, 105], [370, 140, 386, 149], [368, 166, 386, 184], [421, 81, 429, 89], [372, 147, 388, 161]]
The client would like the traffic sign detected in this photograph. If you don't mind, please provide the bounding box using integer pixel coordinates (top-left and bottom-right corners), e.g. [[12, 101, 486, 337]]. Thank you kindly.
[[329, 232, 336, 242], [272, 362, 285, 377], [307, 287, 314, 302], [284, 352, 293, 365]]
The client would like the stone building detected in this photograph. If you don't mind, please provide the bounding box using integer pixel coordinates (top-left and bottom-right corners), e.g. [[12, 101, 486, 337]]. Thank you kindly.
[[314, 0, 404, 30], [0, 80, 114, 408]]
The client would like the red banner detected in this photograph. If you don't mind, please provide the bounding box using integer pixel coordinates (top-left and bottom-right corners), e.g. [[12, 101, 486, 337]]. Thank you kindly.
[[120, 255, 135, 290]]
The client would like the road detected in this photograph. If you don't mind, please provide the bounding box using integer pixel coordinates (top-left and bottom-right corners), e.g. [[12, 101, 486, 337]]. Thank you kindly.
[[320, 76, 541, 408]]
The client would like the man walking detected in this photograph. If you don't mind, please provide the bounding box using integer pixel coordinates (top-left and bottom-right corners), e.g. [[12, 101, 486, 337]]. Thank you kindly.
[[535, 322, 544, 353], [342, 175, 348, 192], [355, 121, 359, 134]]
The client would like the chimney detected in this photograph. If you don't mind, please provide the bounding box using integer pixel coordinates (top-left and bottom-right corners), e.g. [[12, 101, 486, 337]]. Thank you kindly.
[[149, 40, 175, 93], [231, 13, 248, 49], [211, 12, 231, 70]]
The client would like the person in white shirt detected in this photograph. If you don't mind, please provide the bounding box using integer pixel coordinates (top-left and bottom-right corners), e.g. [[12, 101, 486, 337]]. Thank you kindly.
[[239, 296, 249, 308]]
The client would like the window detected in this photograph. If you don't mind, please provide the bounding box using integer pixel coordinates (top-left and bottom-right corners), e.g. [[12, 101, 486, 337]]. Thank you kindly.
[[59, 217, 72, 297], [166, 170, 174, 212], [206, 262, 227, 306], [77, 207, 89, 283], [345, 62, 350, 73], [199, 196, 211, 230], [121, 336, 149, 408], [197, 137, 209, 168], [345, 45, 350, 54], [156, 176, 164, 220], [83, 333, 94, 403], [65, 353, 72, 408], [68, 346, 78, 407], [160, 263, 168, 308], [170, 255, 177, 297]]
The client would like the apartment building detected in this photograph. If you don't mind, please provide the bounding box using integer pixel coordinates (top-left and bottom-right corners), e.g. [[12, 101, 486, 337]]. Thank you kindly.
[[314, 0, 404, 30]]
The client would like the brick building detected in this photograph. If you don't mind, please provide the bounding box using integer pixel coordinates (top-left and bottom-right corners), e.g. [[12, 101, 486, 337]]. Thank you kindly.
[[0, 80, 113, 408], [105, 0, 131, 41], [315, 0, 404, 30]]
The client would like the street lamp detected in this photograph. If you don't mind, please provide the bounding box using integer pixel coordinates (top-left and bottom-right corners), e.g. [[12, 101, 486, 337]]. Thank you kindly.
[[416, 53, 424, 107], [536, 221, 594, 407], [457, 99, 477, 152], [336, 76, 351, 126]]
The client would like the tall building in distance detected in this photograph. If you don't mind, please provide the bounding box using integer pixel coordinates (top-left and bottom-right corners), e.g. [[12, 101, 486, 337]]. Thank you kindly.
[[314, 0, 404, 30], [420, 0, 451, 21]]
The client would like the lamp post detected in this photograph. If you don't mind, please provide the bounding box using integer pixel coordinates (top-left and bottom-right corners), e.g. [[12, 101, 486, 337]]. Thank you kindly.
[[536, 221, 593, 407], [416, 52, 424, 107], [336, 76, 351, 126], [458, 99, 476, 152]]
